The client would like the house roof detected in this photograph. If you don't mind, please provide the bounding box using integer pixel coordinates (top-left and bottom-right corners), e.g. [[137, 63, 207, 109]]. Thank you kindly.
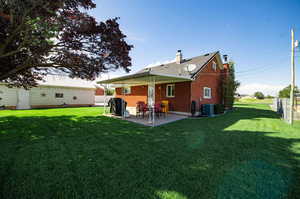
[[137, 51, 220, 78], [97, 71, 192, 85], [37, 75, 97, 89], [97, 51, 222, 85]]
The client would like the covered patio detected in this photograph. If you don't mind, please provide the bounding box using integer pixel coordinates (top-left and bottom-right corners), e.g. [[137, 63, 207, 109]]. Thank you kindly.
[[105, 113, 188, 127], [98, 70, 192, 127]]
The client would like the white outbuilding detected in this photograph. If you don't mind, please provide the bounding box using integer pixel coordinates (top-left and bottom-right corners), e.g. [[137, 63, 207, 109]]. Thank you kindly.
[[0, 75, 97, 109]]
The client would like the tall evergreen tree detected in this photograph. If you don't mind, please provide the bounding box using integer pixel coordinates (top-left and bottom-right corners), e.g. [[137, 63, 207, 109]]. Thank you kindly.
[[222, 61, 240, 109]]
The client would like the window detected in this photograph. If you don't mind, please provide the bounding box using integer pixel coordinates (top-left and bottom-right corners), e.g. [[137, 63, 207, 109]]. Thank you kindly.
[[203, 87, 211, 99], [166, 84, 175, 97], [123, 87, 131, 94], [55, 93, 64, 98], [212, 61, 217, 71]]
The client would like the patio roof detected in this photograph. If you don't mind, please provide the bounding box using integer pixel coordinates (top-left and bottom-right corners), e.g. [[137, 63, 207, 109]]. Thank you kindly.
[[97, 70, 192, 85]]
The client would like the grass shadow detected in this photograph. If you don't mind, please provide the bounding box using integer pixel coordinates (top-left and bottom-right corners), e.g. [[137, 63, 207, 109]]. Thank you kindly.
[[0, 105, 299, 199]]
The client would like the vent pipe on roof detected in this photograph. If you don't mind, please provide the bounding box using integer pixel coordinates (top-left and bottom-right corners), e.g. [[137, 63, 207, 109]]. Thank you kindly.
[[176, 50, 182, 64]]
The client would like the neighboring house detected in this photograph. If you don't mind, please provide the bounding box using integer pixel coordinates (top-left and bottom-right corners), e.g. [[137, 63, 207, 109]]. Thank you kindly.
[[95, 87, 105, 96], [94, 86, 114, 106], [98, 50, 230, 116], [0, 75, 96, 109]]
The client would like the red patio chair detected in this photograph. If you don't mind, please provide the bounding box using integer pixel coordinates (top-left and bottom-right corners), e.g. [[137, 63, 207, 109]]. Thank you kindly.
[[154, 103, 162, 118], [136, 101, 148, 118]]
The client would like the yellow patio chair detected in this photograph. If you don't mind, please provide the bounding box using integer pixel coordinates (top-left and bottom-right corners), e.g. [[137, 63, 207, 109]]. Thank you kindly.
[[161, 100, 169, 116]]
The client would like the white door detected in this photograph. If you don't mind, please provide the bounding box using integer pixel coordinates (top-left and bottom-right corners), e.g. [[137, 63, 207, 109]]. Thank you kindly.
[[17, 89, 30, 109]]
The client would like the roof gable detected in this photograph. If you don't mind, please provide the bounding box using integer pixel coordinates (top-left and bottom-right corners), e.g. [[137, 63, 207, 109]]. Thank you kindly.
[[137, 51, 221, 79]]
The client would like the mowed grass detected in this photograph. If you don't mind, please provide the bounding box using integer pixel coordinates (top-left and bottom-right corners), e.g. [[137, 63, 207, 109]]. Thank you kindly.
[[235, 98, 274, 104], [0, 105, 300, 199]]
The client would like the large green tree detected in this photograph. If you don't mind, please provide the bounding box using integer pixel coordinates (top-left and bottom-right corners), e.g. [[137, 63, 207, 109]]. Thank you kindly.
[[254, 91, 264, 99], [0, 0, 133, 88], [222, 61, 240, 109], [278, 85, 300, 98]]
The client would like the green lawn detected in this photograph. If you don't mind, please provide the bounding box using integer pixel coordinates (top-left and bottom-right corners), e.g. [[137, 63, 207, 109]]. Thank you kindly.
[[0, 104, 300, 199], [235, 98, 274, 104]]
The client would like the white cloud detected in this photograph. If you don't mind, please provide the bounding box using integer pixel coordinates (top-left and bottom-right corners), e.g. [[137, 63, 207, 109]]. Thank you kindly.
[[237, 83, 285, 96], [145, 58, 176, 68], [127, 35, 146, 43]]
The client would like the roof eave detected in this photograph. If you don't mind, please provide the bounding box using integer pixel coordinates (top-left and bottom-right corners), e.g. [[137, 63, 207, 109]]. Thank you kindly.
[[97, 71, 151, 84], [97, 71, 191, 85]]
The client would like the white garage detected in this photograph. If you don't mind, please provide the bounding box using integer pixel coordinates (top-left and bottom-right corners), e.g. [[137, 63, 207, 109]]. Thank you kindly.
[[0, 75, 96, 110]]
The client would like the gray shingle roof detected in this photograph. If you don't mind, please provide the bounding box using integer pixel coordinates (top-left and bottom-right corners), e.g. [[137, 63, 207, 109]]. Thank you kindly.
[[136, 51, 219, 78], [97, 51, 220, 84]]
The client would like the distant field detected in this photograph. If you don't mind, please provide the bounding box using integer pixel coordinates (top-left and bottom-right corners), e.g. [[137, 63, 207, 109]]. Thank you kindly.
[[235, 98, 274, 104]]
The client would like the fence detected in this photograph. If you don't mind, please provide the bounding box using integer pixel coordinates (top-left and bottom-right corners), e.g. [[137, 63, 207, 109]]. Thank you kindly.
[[95, 95, 113, 106], [271, 98, 300, 122]]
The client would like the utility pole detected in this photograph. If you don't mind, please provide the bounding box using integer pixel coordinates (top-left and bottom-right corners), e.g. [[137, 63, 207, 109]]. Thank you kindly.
[[289, 29, 295, 124]]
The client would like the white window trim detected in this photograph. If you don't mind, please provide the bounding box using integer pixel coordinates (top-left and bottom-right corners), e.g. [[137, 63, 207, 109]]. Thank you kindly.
[[166, 84, 175, 98], [203, 87, 212, 99], [123, 87, 131, 95], [212, 61, 217, 71]]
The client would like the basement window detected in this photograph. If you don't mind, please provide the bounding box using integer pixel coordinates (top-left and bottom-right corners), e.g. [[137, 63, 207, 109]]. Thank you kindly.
[[166, 84, 175, 97], [203, 87, 211, 99], [55, 93, 64, 98]]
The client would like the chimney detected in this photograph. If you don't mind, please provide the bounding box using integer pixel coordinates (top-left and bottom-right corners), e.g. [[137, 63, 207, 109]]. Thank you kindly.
[[223, 54, 228, 63], [222, 54, 230, 71], [176, 50, 182, 64]]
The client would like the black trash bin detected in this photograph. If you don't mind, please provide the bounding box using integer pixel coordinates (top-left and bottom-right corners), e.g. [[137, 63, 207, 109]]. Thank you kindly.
[[108, 98, 127, 116]]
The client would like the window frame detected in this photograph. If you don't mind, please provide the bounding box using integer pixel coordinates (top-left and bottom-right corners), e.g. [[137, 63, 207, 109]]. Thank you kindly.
[[166, 84, 175, 98], [212, 61, 217, 71], [203, 87, 212, 99], [122, 87, 131, 95], [55, 93, 64, 99]]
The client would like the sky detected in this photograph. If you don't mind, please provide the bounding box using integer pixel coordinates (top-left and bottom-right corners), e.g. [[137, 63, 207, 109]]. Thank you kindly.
[[89, 0, 300, 96]]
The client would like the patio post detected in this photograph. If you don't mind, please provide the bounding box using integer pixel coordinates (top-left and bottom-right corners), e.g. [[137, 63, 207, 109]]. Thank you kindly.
[[122, 83, 125, 119], [147, 76, 156, 126], [103, 84, 107, 115], [152, 77, 156, 127], [148, 77, 151, 124]]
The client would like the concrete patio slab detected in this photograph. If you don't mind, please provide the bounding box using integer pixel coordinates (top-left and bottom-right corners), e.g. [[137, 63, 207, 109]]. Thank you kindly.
[[103, 113, 188, 127]]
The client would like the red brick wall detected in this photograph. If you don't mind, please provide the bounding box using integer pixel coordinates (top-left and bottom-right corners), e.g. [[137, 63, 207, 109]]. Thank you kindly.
[[155, 82, 191, 112], [115, 82, 191, 112], [191, 57, 223, 110], [95, 88, 104, 96]]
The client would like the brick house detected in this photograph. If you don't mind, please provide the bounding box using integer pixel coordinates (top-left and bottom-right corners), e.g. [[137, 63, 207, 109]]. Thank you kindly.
[[98, 51, 229, 116], [95, 87, 105, 96]]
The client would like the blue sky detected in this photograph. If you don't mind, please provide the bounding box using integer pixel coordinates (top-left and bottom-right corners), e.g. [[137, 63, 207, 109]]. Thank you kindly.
[[90, 0, 300, 95]]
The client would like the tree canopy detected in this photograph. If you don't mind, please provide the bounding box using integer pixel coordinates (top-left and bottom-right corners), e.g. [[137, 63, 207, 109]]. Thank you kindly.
[[254, 91, 264, 99], [222, 61, 240, 109], [278, 85, 300, 98], [0, 0, 133, 88]]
